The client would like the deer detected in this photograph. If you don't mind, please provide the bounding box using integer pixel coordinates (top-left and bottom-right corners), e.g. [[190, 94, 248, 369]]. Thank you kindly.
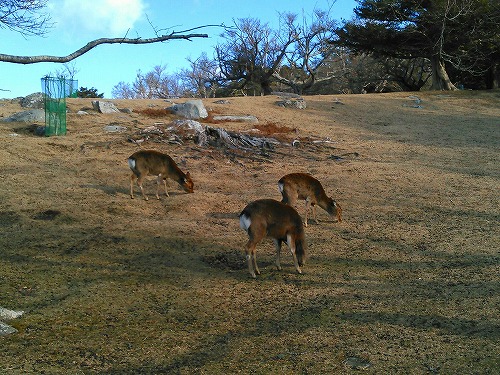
[[239, 199, 307, 278], [128, 150, 194, 200], [278, 173, 342, 226]]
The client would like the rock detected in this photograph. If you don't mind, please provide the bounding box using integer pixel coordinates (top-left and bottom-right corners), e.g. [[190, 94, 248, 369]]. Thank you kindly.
[[0, 307, 24, 320], [92, 100, 120, 113], [2, 109, 45, 123], [169, 99, 208, 119], [276, 99, 306, 109], [103, 125, 127, 133], [34, 125, 46, 136], [212, 115, 258, 123], [344, 356, 372, 370], [0, 321, 17, 336], [20, 92, 45, 109], [167, 119, 206, 145], [213, 100, 231, 104], [0, 306, 24, 336], [168, 119, 204, 133]]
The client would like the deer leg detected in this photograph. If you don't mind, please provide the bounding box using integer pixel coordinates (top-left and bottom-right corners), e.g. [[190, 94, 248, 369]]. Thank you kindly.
[[252, 251, 260, 276], [287, 234, 302, 274], [155, 175, 166, 200], [156, 174, 169, 198], [246, 241, 257, 278], [137, 175, 148, 201], [312, 204, 319, 224], [274, 239, 282, 271], [163, 177, 169, 197], [130, 173, 137, 199], [304, 198, 311, 227]]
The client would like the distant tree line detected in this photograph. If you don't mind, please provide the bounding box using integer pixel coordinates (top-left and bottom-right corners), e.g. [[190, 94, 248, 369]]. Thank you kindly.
[[111, 0, 499, 98]]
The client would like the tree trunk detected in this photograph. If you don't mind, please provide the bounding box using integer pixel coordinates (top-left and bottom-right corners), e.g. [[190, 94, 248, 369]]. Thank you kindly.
[[430, 55, 457, 91], [486, 64, 499, 89], [260, 79, 273, 95]]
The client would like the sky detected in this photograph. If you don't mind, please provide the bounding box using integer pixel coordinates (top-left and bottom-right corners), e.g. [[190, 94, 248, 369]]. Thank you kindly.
[[0, 0, 357, 99]]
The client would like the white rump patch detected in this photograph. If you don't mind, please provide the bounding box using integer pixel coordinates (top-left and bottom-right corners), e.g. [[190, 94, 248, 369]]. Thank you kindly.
[[239, 214, 251, 231], [127, 158, 136, 170], [278, 181, 284, 193]]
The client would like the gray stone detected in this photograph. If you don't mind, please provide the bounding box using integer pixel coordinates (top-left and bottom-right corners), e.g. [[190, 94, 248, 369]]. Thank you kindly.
[[0, 307, 24, 320], [169, 99, 208, 119], [103, 125, 127, 133], [167, 119, 206, 145], [20, 92, 45, 109], [2, 109, 45, 123], [0, 321, 17, 336], [212, 115, 258, 123], [0, 306, 24, 336], [276, 99, 306, 109], [92, 100, 120, 113]]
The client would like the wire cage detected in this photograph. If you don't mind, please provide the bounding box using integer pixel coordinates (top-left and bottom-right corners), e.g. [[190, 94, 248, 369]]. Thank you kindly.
[[41, 77, 78, 136]]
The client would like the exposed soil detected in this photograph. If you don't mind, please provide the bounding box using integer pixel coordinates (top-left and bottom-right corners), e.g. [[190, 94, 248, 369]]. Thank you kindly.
[[1, 91, 499, 374]]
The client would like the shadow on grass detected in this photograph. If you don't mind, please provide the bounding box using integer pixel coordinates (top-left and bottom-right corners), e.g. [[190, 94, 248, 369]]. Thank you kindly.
[[339, 311, 500, 340]]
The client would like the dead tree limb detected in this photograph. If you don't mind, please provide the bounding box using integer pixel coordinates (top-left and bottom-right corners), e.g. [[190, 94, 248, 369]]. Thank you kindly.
[[0, 33, 209, 64]]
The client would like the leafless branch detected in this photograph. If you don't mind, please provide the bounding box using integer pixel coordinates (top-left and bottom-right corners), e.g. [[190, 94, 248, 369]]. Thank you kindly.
[[0, 33, 209, 64]]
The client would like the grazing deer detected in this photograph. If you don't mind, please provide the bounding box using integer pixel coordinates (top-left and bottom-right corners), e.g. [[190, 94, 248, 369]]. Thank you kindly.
[[278, 173, 342, 226], [239, 199, 307, 278], [128, 150, 194, 200]]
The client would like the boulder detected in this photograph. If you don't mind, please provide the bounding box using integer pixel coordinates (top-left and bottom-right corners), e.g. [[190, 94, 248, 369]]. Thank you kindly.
[[20, 92, 45, 109], [92, 100, 120, 113], [276, 98, 306, 109], [103, 125, 127, 133], [167, 119, 206, 145], [212, 115, 258, 123], [0, 306, 24, 336], [0, 307, 24, 320], [169, 99, 208, 119], [2, 109, 45, 123], [0, 321, 17, 336]]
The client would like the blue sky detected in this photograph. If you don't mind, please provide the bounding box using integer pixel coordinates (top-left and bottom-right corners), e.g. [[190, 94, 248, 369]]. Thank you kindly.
[[0, 0, 357, 99]]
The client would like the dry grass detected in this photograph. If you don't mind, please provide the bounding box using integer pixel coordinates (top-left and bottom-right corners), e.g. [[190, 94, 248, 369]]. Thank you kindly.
[[0, 91, 499, 374], [135, 107, 173, 118]]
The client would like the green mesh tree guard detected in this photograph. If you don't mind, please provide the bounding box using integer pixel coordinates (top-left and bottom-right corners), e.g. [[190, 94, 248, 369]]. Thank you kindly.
[[41, 77, 78, 136]]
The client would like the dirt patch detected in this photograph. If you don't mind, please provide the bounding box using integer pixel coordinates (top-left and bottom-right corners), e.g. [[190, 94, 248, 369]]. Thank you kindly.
[[0, 92, 499, 373]]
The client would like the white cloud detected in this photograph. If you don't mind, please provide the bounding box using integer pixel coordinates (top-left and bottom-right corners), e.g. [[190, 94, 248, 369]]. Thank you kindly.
[[50, 0, 146, 35]]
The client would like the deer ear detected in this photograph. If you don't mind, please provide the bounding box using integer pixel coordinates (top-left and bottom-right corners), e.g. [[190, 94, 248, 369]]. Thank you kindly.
[[185, 171, 191, 178]]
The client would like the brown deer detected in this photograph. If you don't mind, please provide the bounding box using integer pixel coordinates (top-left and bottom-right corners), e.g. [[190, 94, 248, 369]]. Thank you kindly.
[[239, 199, 307, 278], [128, 150, 194, 200], [278, 173, 342, 226]]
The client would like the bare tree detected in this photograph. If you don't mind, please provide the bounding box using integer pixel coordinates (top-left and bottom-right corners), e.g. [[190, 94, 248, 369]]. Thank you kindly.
[[180, 53, 220, 98], [49, 62, 80, 80], [112, 65, 184, 99], [111, 81, 135, 99], [0, 0, 53, 37], [272, 8, 338, 94], [215, 18, 295, 95]]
